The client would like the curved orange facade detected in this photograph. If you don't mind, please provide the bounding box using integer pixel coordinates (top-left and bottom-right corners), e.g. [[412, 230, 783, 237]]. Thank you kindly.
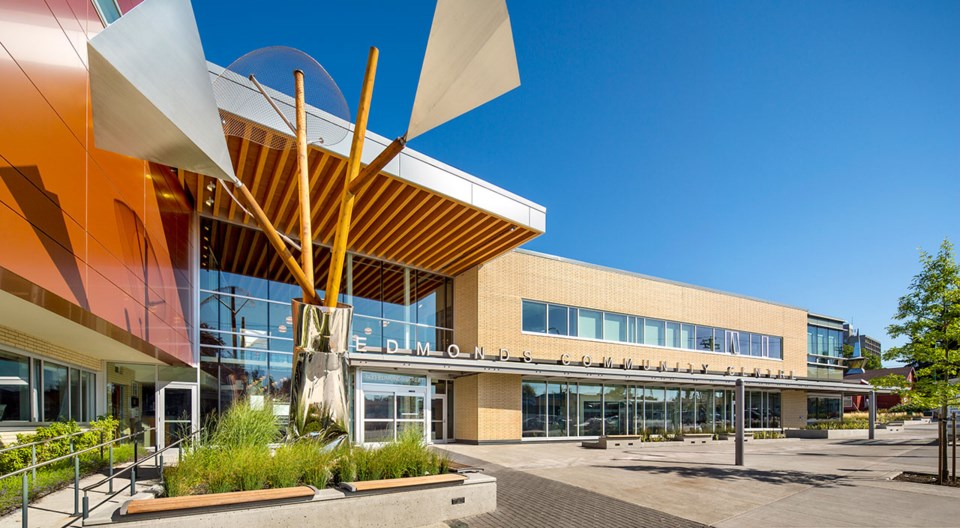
[[0, 0, 193, 364]]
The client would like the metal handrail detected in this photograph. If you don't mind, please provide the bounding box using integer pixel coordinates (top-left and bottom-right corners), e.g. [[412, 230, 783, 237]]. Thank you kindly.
[[81, 427, 204, 520], [0, 430, 89, 456], [6, 427, 155, 528], [0, 427, 154, 481]]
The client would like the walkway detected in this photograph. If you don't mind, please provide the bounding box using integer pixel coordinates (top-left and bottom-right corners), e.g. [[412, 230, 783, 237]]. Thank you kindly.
[[440, 424, 960, 527]]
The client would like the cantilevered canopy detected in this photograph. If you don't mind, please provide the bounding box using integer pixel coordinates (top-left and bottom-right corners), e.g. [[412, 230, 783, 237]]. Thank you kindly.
[[88, 0, 236, 183]]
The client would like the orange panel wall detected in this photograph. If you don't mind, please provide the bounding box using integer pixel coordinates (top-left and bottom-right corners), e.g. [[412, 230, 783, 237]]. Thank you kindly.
[[0, 0, 194, 363]]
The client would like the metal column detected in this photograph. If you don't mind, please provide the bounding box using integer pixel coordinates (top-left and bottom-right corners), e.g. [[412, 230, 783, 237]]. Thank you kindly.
[[868, 390, 876, 440], [735, 378, 745, 466]]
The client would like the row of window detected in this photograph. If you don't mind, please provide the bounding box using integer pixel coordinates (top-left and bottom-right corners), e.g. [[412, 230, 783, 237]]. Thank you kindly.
[[522, 300, 783, 359], [0, 349, 97, 423], [807, 325, 845, 360], [520, 380, 782, 439]]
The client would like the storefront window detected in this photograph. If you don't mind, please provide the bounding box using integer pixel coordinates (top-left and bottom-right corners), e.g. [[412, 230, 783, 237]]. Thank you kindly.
[[546, 382, 568, 437], [603, 385, 627, 435], [577, 384, 603, 436], [522, 381, 546, 437], [665, 388, 681, 433], [807, 395, 842, 422], [681, 388, 697, 432], [643, 387, 665, 434]]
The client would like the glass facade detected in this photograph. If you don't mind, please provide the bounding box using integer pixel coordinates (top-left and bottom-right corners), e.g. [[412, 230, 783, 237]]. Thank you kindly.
[[521, 300, 783, 360], [807, 324, 845, 379], [200, 253, 452, 418], [520, 379, 782, 438]]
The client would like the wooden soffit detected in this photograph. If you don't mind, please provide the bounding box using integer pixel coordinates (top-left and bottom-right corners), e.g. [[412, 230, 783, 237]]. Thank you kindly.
[[184, 128, 541, 277]]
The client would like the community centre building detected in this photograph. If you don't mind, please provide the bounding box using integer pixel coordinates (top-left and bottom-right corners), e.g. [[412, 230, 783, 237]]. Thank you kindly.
[[0, 0, 870, 448]]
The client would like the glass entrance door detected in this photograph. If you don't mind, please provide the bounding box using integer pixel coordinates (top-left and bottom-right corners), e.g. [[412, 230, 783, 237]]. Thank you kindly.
[[159, 383, 197, 449], [431, 395, 447, 443]]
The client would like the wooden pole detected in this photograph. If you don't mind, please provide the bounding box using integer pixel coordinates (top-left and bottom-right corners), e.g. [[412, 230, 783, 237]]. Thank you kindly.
[[324, 47, 379, 308], [236, 183, 316, 299], [346, 136, 406, 197], [294, 70, 316, 304]]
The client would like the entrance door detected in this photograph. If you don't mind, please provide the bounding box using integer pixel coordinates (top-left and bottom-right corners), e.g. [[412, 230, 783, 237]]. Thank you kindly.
[[158, 383, 197, 449], [431, 395, 447, 443]]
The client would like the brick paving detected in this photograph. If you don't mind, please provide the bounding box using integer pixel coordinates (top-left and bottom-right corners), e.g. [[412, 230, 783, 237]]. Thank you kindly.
[[445, 454, 705, 528]]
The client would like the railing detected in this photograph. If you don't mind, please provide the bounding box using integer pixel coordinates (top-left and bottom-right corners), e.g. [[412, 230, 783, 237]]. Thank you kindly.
[[0, 427, 154, 527], [80, 427, 203, 521]]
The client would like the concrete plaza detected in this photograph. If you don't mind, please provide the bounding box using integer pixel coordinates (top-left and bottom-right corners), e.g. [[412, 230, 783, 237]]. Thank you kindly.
[[441, 423, 960, 527]]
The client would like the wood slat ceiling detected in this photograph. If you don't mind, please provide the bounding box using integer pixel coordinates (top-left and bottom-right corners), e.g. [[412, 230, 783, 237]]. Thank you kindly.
[[186, 132, 538, 279], [200, 218, 446, 305]]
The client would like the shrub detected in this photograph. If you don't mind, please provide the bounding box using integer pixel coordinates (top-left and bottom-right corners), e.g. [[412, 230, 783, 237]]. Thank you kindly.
[[0, 417, 119, 475]]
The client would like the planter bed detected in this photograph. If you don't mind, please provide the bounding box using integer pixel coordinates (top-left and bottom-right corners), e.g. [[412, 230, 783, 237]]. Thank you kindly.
[[91, 473, 495, 528]]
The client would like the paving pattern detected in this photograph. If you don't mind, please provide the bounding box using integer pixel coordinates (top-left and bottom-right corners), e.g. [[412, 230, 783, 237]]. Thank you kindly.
[[445, 453, 706, 528]]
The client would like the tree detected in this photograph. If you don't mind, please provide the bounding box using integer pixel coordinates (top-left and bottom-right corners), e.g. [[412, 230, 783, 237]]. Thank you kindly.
[[864, 352, 883, 370], [885, 239, 960, 483]]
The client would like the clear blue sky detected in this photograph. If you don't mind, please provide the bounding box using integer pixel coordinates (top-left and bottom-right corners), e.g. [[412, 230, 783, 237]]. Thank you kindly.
[[194, 1, 960, 359]]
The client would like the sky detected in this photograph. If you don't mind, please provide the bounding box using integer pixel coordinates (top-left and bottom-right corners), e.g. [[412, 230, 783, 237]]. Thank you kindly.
[[193, 1, 960, 360]]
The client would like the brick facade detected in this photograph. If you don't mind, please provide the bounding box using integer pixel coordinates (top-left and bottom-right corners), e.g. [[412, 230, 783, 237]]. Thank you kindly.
[[449, 250, 819, 440], [0, 324, 101, 372]]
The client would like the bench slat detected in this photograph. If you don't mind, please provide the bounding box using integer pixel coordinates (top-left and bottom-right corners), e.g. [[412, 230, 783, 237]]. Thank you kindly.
[[125, 486, 315, 515], [342, 473, 466, 492]]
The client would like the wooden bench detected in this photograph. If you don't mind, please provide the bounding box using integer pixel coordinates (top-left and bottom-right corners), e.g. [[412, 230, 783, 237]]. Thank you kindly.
[[682, 433, 713, 444], [340, 473, 466, 492], [124, 486, 315, 516]]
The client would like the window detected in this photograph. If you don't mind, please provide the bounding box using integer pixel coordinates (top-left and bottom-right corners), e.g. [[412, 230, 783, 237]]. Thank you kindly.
[[696, 326, 713, 351], [680, 324, 695, 350], [0, 351, 30, 421], [577, 384, 603, 436], [547, 305, 568, 335], [643, 319, 665, 347], [93, 0, 121, 24], [665, 322, 680, 349], [578, 310, 602, 340], [520, 299, 784, 361], [769, 337, 783, 360], [603, 313, 628, 342], [43, 363, 68, 422], [522, 300, 547, 333], [522, 381, 546, 437]]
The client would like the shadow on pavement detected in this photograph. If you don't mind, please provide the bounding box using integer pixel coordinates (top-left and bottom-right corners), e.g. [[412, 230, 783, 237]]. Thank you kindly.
[[600, 464, 847, 487]]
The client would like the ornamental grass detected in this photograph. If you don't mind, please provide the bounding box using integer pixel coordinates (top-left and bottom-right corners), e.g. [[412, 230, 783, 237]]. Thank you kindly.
[[164, 400, 448, 497]]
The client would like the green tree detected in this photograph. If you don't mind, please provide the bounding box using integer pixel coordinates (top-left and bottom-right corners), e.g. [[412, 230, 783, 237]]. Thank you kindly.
[[885, 238, 960, 483], [863, 352, 883, 370]]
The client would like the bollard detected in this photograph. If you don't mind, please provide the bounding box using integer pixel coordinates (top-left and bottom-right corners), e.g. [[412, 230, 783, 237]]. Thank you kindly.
[[74, 453, 80, 515], [108, 444, 114, 493], [130, 465, 136, 496], [22, 472, 28, 528], [31, 444, 36, 483], [953, 414, 957, 484], [82, 493, 89, 520]]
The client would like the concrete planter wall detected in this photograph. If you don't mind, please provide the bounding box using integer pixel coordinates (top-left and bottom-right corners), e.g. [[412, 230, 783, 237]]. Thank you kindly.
[[785, 429, 870, 439], [91, 473, 496, 528]]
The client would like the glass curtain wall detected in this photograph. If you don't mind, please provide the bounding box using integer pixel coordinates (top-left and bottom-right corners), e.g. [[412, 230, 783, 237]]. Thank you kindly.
[[200, 233, 452, 418], [521, 379, 781, 438]]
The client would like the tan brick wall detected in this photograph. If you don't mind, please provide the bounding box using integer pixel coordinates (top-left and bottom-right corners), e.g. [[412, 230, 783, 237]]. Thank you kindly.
[[477, 373, 521, 441], [0, 324, 101, 371], [453, 373, 521, 442], [453, 267, 480, 352], [473, 251, 808, 378], [453, 374, 478, 441], [782, 390, 808, 428]]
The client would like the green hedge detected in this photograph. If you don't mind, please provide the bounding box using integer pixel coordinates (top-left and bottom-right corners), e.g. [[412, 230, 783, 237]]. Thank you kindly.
[[0, 417, 118, 475]]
